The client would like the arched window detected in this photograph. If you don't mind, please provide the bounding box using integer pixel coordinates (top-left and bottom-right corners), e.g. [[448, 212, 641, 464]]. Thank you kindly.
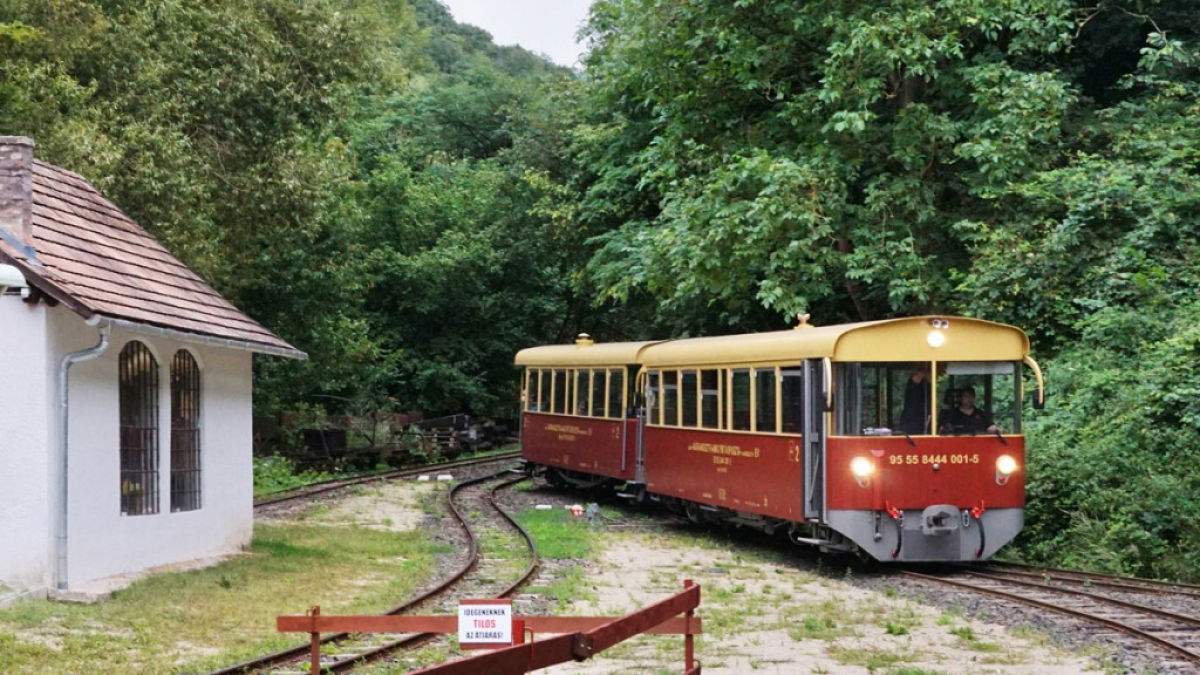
[[119, 341, 159, 516], [170, 350, 202, 512]]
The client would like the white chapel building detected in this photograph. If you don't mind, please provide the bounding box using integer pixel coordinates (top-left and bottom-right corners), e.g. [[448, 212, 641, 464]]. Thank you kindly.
[[0, 136, 304, 601]]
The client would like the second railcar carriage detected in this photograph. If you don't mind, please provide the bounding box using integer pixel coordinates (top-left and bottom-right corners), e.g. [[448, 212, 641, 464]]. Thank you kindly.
[[516, 317, 1045, 562]]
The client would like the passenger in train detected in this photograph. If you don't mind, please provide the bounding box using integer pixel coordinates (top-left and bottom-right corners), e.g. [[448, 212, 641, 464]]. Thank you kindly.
[[940, 387, 998, 434], [898, 365, 931, 434]]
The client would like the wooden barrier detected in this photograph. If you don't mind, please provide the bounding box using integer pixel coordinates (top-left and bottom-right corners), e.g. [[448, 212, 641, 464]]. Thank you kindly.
[[277, 580, 701, 674]]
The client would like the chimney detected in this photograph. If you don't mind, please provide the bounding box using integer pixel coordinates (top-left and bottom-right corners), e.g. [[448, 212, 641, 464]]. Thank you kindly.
[[0, 135, 36, 259]]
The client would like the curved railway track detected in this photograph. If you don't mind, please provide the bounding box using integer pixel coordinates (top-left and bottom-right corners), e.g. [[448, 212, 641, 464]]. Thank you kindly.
[[901, 567, 1200, 669], [253, 450, 522, 508], [213, 462, 538, 674]]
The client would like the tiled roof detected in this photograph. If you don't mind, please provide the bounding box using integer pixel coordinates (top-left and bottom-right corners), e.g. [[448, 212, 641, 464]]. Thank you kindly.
[[0, 160, 302, 357]]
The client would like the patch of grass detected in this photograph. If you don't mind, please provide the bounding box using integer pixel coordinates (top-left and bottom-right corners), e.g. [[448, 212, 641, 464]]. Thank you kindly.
[[525, 566, 596, 612], [789, 615, 844, 641], [515, 508, 593, 559], [0, 522, 439, 673], [949, 625, 1003, 652], [888, 669, 950, 675], [829, 645, 916, 671], [884, 621, 909, 636]]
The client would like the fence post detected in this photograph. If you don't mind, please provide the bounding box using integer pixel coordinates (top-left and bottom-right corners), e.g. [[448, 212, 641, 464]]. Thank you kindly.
[[309, 606, 321, 675], [683, 580, 695, 673], [512, 619, 526, 645]]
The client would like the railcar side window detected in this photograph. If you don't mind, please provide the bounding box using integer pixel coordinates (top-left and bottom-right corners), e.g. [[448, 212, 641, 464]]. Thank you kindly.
[[539, 369, 552, 412], [681, 370, 698, 427], [937, 361, 1020, 434], [608, 368, 624, 417], [730, 369, 751, 431], [553, 369, 567, 414], [754, 367, 777, 433], [575, 370, 589, 416], [525, 369, 535, 411], [647, 370, 660, 424], [835, 362, 932, 436], [781, 368, 804, 433], [591, 369, 606, 416], [663, 370, 679, 426], [700, 369, 721, 429]]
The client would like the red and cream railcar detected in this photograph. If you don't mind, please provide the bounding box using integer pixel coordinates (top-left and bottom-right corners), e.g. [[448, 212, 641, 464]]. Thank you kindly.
[[515, 337, 656, 486], [516, 317, 1045, 562]]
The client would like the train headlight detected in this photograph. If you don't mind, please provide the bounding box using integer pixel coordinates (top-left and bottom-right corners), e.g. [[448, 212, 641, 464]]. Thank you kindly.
[[850, 457, 875, 478], [850, 456, 874, 488], [926, 330, 946, 348], [996, 455, 1018, 475]]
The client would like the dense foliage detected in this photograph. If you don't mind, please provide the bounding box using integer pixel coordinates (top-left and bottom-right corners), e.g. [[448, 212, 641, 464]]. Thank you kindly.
[[3, 0, 1199, 578], [573, 0, 1200, 578]]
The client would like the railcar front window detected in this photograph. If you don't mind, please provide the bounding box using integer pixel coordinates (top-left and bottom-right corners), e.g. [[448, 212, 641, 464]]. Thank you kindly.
[[835, 362, 932, 436], [937, 361, 1020, 435]]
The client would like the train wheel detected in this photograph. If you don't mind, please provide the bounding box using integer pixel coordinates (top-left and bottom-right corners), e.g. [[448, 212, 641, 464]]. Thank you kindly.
[[544, 467, 569, 489]]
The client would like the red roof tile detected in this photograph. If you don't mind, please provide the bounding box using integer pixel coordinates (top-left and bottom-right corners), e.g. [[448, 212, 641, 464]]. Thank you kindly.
[[0, 160, 302, 357]]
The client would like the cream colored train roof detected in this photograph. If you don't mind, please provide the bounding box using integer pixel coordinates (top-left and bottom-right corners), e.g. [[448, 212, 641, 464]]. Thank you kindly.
[[641, 316, 1029, 367], [514, 340, 663, 366], [515, 317, 1029, 368]]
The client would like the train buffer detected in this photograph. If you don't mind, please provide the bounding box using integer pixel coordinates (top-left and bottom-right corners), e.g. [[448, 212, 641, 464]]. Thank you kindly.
[[277, 580, 702, 674]]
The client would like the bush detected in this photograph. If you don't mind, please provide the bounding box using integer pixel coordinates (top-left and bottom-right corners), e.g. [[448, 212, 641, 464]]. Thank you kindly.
[[252, 455, 338, 498], [1016, 303, 1200, 581]]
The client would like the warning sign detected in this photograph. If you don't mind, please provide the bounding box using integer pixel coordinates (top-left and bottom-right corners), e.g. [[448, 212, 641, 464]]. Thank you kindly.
[[458, 598, 513, 648]]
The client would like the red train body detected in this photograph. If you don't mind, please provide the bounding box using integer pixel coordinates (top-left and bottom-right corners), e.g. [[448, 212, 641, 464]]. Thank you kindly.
[[516, 317, 1043, 562]]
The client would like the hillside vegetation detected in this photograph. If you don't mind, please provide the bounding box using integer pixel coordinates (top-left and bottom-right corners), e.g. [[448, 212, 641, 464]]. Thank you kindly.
[[2, 0, 1198, 579]]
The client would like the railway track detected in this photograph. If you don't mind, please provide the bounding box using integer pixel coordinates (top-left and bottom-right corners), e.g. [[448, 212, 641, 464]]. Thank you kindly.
[[213, 464, 538, 674], [253, 450, 521, 508], [901, 567, 1200, 670], [977, 561, 1200, 598]]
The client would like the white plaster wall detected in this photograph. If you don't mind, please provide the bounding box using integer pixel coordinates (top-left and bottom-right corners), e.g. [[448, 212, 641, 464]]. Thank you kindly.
[[0, 296, 52, 590], [49, 309, 254, 588]]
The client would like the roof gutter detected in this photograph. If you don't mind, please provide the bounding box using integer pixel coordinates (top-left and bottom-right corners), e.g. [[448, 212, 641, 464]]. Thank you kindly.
[[56, 319, 111, 590], [103, 317, 307, 360]]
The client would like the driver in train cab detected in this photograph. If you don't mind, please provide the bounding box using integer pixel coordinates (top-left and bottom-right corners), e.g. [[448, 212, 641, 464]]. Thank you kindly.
[[940, 386, 999, 435], [898, 364, 931, 435]]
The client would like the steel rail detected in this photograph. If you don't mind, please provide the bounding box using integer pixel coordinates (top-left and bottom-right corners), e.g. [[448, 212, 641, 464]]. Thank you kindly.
[[982, 561, 1200, 597], [324, 474, 540, 672], [901, 570, 1200, 665], [211, 467, 525, 674], [253, 451, 521, 508]]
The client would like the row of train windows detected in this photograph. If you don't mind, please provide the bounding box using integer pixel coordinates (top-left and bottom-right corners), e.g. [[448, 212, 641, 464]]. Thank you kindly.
[[525, 368, 628, 418], [646, 367, 805, 434]]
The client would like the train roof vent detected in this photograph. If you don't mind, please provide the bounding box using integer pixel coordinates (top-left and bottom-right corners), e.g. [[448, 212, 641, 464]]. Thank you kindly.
[[794, 313, 813, 330], [575, 333, 595, 347]]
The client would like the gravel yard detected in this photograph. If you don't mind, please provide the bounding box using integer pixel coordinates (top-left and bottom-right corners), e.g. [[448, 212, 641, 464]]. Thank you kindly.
[[497, 483, 1105, 675]]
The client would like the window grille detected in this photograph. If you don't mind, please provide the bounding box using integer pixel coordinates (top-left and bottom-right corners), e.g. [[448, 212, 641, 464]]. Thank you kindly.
[[119, 341, 159, 516], [170, 350, 202, 512]]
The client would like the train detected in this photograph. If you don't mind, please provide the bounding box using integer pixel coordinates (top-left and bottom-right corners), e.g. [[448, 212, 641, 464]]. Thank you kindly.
[[514, 315, 1045, 562]]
